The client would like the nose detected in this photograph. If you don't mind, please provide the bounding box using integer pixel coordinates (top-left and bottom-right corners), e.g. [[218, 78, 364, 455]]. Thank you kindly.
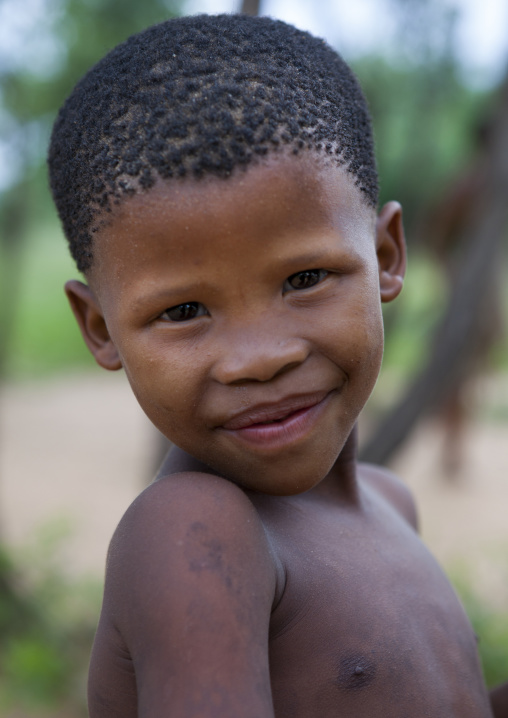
[[211, 323, 310, 385]]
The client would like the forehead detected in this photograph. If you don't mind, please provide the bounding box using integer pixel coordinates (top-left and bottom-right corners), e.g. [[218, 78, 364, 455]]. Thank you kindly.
[[89, 153, 375, 292]]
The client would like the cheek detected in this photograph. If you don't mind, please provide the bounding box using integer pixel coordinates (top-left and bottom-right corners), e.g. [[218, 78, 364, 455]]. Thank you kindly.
[[351, 307, 384, 387], [120, 340, 207, 432], [320, 282, 384, 372]]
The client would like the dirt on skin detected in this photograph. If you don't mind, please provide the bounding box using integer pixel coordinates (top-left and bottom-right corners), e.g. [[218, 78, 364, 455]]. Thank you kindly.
[[1, 371, 507, 606]]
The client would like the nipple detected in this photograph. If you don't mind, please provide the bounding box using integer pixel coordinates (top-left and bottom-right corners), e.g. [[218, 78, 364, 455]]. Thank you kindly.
[[337, 654, 376, 692]]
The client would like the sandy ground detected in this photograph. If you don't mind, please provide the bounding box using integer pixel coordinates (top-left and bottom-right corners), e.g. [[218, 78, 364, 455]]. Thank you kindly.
[[1, 371, 507, 604]]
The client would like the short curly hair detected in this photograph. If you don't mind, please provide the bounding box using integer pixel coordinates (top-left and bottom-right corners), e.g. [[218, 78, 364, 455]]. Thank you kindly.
[[48, 13, 378, 272]]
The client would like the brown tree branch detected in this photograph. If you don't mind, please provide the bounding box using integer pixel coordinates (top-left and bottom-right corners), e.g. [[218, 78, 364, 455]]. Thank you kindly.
[[361, 72, 508, 465], [240, 0, 261, 16]]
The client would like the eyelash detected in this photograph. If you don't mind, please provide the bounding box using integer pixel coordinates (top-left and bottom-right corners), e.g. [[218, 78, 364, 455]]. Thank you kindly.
[[158, 269, 328, 322], [159, 302, 208, 322], [283, 269, 328, 293]]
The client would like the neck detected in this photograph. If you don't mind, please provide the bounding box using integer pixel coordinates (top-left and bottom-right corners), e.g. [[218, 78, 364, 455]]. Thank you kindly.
[[156, 424, 360, 501], [310, 424, 359, 502], [155, 444, 213, 481]]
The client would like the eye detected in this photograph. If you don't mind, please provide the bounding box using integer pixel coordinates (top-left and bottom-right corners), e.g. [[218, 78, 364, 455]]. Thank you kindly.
[[159, 302, 208, 322], [284, 269, 328, 292]]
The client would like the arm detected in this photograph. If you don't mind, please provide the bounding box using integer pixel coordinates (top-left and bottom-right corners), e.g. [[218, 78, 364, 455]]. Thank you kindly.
[[491, 683, 508, 718], [89, 472, 278, 718]]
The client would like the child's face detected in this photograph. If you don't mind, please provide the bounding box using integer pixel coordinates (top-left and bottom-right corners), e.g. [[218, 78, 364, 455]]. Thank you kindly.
[[67, 153, 405, 495]]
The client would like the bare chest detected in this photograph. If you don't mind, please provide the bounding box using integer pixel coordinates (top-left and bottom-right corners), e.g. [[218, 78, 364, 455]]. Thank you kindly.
[[262, 499, 492, 718]]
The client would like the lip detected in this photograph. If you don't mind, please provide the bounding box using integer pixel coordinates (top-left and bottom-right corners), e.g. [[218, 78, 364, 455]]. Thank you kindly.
[[219, 390, 334, 449]]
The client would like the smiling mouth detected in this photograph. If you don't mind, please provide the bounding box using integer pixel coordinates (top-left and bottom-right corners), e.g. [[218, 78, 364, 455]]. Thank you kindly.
[[220, 391, 334, 448], [222, 391, 330, 430]]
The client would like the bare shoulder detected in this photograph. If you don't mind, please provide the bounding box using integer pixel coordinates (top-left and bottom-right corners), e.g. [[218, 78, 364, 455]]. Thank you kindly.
[[107, 471, 279, 625], [358, 462, 419, 531], [112, 470, 273, 548], [91, 472, 278, 717]]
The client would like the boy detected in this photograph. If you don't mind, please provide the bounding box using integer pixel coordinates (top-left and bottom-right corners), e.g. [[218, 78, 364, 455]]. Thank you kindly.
[[48, 14, 508, 717]]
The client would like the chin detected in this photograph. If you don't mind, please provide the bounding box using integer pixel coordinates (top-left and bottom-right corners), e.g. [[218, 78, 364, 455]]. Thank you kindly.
[[217, 445, 343, 496]]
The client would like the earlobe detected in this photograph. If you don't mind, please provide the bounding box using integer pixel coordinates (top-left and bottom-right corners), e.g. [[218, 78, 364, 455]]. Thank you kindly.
[[375, 201, 406, 303], [65, 280, 122, 371]]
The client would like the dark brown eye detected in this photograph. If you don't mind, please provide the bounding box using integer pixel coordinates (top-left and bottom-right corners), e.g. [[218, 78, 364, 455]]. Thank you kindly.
[[285, 269, 327, 291], [160, 302, 207, 322]]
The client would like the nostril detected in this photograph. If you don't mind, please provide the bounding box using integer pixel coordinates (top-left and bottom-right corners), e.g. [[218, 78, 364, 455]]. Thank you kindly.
[[211, 341, 309, 385], [227, 362, 299, 386], [272, 360, 302, 380]]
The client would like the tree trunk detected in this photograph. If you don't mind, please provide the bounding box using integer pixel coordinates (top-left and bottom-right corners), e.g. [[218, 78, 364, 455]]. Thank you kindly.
[[240, 0, 261, 16], [361, 72, 508, 465]]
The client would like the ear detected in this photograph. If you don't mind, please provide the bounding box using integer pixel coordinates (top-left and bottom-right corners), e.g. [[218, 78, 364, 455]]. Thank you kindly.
[[65, 280, 122, 371], [375, 201, 406, 303]]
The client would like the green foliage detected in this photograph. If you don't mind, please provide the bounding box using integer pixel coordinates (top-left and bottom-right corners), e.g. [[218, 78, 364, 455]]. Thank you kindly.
[[2, 0, 184, 121], [6, 217, 93, 377], [0, 520, 102, 715], [1, 638, 69, 709], [0, 0, 186, 212], [353, 54, 490, 240], [381, 252, 447, 371], [451, 564, 508, 689], [0, 549, 35, 639]]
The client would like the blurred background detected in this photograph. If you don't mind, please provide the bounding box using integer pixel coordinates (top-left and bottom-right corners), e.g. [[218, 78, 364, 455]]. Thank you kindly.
[[0, 0, 507, 714]]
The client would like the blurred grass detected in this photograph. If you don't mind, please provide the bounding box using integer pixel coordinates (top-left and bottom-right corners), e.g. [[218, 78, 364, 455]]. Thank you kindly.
[[451, 562, 508, 690], [0, 520, 101, 716], [6, 219, 94, 379]]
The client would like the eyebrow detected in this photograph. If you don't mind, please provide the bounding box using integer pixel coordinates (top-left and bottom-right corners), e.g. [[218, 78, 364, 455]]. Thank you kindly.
[[282, 250, 337, 266], [277, 245, 361, 268], [129, 283, 204, 312]]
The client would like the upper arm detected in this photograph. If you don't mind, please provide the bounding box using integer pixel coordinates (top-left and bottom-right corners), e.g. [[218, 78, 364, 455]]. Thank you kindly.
[[359, 462, 419, 531], [94, 473, 277, 718]]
